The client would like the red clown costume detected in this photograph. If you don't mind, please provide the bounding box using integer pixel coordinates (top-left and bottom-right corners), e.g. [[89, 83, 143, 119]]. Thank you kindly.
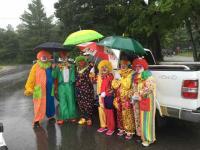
[[97, 60, 115, 136]]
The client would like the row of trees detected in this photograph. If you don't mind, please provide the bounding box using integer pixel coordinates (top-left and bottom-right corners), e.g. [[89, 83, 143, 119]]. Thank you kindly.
[[0, 0, 199, 64], [0, 0, 64, 63]]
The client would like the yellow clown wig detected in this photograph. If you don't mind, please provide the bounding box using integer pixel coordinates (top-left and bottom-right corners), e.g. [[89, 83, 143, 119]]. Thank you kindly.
[[98, 60, 113, 73]]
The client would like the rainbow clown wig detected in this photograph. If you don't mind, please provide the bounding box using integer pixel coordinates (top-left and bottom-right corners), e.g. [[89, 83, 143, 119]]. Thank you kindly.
[[98, 60, 113, 73], [132, 58, 149, 70], [37, 50, 52, 60]]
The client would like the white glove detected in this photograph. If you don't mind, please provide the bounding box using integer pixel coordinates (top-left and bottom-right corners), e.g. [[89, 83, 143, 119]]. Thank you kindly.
[[90, 67, 95, 73], [114, 72, 121, 80], [101, 92, 106, 98]]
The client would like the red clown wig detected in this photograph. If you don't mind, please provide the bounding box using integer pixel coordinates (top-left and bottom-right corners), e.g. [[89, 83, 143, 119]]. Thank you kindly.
[[59, 51, 68, 58], [37, 50, 52, 60], [132, 58, 149, 70]]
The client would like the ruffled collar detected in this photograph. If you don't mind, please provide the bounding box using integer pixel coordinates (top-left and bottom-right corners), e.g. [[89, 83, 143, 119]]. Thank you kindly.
[[133, 70, 152, 84], [119, 69, 132, 78], [37, 60, 51, 69]]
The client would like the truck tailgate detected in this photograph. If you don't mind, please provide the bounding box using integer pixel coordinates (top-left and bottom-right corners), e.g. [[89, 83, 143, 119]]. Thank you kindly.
[[151, 70, 200, 110]]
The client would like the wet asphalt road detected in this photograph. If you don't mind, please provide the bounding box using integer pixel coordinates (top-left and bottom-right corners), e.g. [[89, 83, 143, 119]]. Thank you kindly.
[[1, 67, 200, 150]]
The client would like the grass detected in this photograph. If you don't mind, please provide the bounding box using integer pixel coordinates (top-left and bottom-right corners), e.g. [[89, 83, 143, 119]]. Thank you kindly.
[[177, 51, 193, 57]]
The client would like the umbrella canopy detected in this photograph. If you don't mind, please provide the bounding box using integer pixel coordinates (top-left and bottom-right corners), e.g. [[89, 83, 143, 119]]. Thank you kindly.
[[98, 36, 145, 55], [34, 42, 69, 52], [63, 30, 104, 46]]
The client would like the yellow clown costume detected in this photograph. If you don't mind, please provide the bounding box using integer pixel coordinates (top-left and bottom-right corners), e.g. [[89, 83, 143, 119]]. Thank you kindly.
[[112, 60, 135, 139]]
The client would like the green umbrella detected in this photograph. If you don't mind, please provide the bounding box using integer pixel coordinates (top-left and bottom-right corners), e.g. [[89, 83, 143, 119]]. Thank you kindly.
[[98, 36, 145, 55], [64, 30, 104, 46]]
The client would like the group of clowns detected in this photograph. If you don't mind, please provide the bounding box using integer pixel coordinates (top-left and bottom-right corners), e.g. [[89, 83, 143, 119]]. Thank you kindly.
[[24, 49, 156, 147]]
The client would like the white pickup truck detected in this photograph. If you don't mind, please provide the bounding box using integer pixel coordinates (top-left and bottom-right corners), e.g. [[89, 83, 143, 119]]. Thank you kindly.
[[131, 49, 200, 123]]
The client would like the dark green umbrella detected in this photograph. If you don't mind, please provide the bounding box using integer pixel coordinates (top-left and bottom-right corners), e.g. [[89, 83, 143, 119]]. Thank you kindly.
[[98, 36, 145, 55]]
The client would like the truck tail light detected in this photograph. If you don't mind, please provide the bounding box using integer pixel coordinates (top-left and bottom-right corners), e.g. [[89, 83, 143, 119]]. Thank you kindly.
[[182, 80, 198, 99]]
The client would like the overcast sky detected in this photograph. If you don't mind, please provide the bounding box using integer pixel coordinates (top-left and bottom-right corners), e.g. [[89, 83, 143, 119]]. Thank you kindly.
[[0, 0, 58, 29]]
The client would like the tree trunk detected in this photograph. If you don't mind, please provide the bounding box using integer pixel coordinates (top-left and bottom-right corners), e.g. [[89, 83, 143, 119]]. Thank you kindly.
[[148, 31, 163, 62], [185, 18, 198, 61]]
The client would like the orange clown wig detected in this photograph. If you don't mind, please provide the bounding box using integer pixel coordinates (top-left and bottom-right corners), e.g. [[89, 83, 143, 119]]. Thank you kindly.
[[37, 50, 52, 60]]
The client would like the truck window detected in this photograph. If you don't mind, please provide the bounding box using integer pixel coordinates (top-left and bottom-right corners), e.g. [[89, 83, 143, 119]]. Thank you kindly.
[[143, 51, 155, 65]]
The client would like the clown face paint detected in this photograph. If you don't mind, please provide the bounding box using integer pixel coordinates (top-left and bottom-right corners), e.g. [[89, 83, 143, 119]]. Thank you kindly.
[[121, 63, 128, 70], [135, 65, 144, 74], [40, 56, 48, 62], [58, 57, 68, 63], [101, 66, 109, 74], [79, 61, 86, 68]]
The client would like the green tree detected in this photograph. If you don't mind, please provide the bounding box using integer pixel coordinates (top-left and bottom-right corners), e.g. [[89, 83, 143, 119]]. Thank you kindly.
[[107, 0, 200, 61], [17, 0, 54, 63], [54, 0, 115, 36], [0, 25, 20, 64]]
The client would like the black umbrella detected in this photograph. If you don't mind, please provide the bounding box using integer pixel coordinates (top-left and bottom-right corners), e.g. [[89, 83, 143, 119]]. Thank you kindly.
[[34, 42, 69, 52], [34, 42, 71, 63]]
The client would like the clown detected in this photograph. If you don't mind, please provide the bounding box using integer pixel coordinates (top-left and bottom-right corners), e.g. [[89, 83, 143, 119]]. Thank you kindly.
[[52, 51, 78, 125], [131, 58, 156, 147], [24, 50, 55, 128], [97, 60, 115, 136], [112, 59, 135, 140], [75, 56, 95, 126]]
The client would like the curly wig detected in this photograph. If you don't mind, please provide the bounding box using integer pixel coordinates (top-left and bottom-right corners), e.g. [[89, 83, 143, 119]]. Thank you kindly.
[[132, 58, 149, 70], [59, 51, 69, 58], [98, 60, 113, 72], [75, 55, 87, 65], [37, 50, 52, 60]]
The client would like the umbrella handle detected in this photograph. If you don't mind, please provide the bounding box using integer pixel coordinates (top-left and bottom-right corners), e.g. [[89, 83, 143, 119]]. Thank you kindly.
[[53, 52, 56, 63]]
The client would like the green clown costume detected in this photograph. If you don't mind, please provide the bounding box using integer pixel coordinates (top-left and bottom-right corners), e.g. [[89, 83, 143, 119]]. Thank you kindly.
[[52, 51, 78, 124]]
